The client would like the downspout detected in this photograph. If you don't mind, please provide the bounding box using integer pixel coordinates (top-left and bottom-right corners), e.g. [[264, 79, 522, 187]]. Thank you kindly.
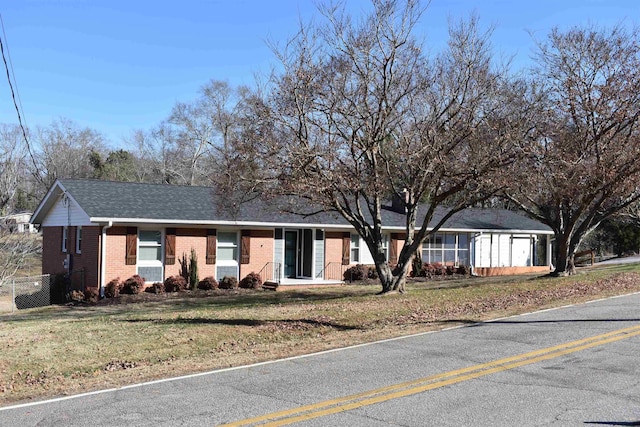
[[100, 221, 113, 298]]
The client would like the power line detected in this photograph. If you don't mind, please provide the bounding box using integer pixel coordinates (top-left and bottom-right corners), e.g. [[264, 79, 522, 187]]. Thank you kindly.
[[0, 14, 44, 186]]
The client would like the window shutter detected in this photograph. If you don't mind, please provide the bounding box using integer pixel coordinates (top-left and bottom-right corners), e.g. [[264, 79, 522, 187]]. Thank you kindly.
[[165, 228, 176, 265], [341, 232, 350, 265], [125, 227, 137, 265], [390, 233, 398, 264], [206, 229, 216, 264], [240, 230, 250, 264]]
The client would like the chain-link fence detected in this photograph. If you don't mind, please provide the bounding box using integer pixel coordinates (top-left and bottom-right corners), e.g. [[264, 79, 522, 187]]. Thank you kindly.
[[0, 274, 51, 314]]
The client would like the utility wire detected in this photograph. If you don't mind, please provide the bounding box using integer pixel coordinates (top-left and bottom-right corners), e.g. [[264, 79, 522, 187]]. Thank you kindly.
[[0, 14, 44, 186]]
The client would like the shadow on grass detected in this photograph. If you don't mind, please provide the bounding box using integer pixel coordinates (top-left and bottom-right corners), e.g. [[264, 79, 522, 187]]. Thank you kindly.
[[122, 317, 362, 331]]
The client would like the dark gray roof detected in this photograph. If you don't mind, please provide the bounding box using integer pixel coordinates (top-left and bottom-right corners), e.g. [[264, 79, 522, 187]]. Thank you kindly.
[[41, 179, 551, 233]]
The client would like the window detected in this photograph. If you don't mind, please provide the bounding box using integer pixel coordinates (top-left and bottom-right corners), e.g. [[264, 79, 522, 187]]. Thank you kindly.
[[76, 226, 82, 254], [350, 234, 360, 263], [458, 234, 469, 265], [217, 232, 238, 262], [422, 233, 470, 266], [62, 226, 68, 252], [382, 234, 389, 261], [444, 234, 456, 263], [138, 230, 163, 282]]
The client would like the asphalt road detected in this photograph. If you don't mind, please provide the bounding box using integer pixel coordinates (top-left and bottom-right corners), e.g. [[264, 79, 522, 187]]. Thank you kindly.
[[2, 292, 640, 427]]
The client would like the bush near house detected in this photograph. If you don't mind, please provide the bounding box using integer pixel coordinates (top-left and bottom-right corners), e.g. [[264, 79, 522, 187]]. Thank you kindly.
[[145, 282, 165, 294], [164, 275, 188, 292], [239, 272, 262, 289], [343, 264, 378, 282], [121, 275, 145, 295], [104, 278, 122, 298], [84, 288, 99, 303], [197, 276, 218, 290], [219, 276, 238, 289]]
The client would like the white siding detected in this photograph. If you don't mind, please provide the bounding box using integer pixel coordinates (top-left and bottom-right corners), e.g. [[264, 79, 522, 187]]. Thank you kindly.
[[314, 230, 325, 278], [512, 237, 532, 266], [498, 234, 511, 267], [41, 196, 92, 227], [359, 236, 375, 265], [475, 234, 492, 267]]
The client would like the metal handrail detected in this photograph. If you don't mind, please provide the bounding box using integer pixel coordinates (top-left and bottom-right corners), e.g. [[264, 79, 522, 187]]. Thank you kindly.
[[258, 262, 282, 284], [316, 262, 347, 281]]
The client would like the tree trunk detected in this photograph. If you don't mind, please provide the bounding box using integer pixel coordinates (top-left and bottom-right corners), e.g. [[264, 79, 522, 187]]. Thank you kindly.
[[378, 255, 412, 294], [553, 232, 577, 276], [553, 233, 569, 276]]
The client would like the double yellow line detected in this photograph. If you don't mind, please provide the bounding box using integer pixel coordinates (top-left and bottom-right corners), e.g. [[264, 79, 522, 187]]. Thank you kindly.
[[221, 324, 640, 426]]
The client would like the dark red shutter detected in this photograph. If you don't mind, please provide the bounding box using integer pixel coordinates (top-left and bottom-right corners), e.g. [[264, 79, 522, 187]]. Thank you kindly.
[[240, 230, 250, 264], [125, 227, 137, 265], [206, 229, 216, 264], [390, 233, 398, 264], [165, 228, 176, 265], [341, 232, 350, 265]]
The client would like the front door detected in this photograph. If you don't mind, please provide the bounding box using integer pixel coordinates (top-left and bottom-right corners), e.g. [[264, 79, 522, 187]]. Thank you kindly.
[[284, 230, 298, 278]]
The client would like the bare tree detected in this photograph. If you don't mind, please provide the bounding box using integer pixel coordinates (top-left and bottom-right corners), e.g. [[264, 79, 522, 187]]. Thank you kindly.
[[0, 124, 27, 214], [505, 24, 640, 275], [227, 1, 527, 293], [0, 228, 41, 284], [166, 80, 250, 186], [32, 118, 106, 192]]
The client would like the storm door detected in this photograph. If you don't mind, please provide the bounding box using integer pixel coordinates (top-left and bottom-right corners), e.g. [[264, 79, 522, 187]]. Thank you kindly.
[[284, 230, 298, 278]]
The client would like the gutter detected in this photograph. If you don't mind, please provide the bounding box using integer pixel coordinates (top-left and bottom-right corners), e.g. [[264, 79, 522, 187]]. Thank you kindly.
[[99, 221, 113, 298]]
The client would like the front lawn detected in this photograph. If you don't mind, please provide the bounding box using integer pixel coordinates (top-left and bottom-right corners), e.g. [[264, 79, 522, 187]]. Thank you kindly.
[[1, 263, 639, 405]]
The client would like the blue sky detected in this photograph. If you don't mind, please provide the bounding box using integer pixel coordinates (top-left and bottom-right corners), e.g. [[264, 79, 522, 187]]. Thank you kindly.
[[0, 0, 638, 147]]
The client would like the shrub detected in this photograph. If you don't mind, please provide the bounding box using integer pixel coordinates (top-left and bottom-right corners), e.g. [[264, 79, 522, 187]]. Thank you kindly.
[[84, 288, 99, 303], [421, 263, 447, 277], [121, 275, 145, 295], [411, 257, 423, 277], [164, 275, 188, 292], [432, 263, 446, 276], [445, 265, 456, 276], [456, 265, 471, 276], [343, 264, 380, 282], [219, 276, 238, 289], [189, 248, 199, 290], [343, 264, 367, 282], [179, 252, 189, 282], [239, 272, 262, 289], [69, 290, 84, 302], [50, 273, 69, 304], [104, 278, 122, 298], [197, 276, 218, 290], [145, 282, 165, 294]]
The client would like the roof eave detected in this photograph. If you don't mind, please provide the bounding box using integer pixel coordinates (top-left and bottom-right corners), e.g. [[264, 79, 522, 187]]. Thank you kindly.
[[88, 217, 554, 235]]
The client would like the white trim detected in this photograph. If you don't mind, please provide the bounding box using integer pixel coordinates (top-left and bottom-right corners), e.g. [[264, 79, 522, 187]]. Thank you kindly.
[[137, 228, 164, 283], [88, 217, 553, 235], [75, 226, 82, 254], [100, 221, 113, 298], [62, 226, 68, 252]]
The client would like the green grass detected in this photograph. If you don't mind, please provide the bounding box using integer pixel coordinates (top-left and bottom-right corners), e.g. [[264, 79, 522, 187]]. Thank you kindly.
[[1, 263, 639, 405]]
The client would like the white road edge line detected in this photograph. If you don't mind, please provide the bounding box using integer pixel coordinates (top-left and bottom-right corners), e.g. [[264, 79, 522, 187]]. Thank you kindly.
[[2, 290, 639, 412]]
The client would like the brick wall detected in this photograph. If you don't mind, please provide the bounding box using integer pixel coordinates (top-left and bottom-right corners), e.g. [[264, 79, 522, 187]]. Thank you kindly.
[[239, 229, 274, 279], [172, 228, 215, 280], [105, 226, 136, 283], [42, 227, 66, 277], [324, 231, 345, 265], [70, 226, 100, 289]]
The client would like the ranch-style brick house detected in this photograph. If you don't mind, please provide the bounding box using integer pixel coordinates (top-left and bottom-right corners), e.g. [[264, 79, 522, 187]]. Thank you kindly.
[[31, 179, 554, 295]]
